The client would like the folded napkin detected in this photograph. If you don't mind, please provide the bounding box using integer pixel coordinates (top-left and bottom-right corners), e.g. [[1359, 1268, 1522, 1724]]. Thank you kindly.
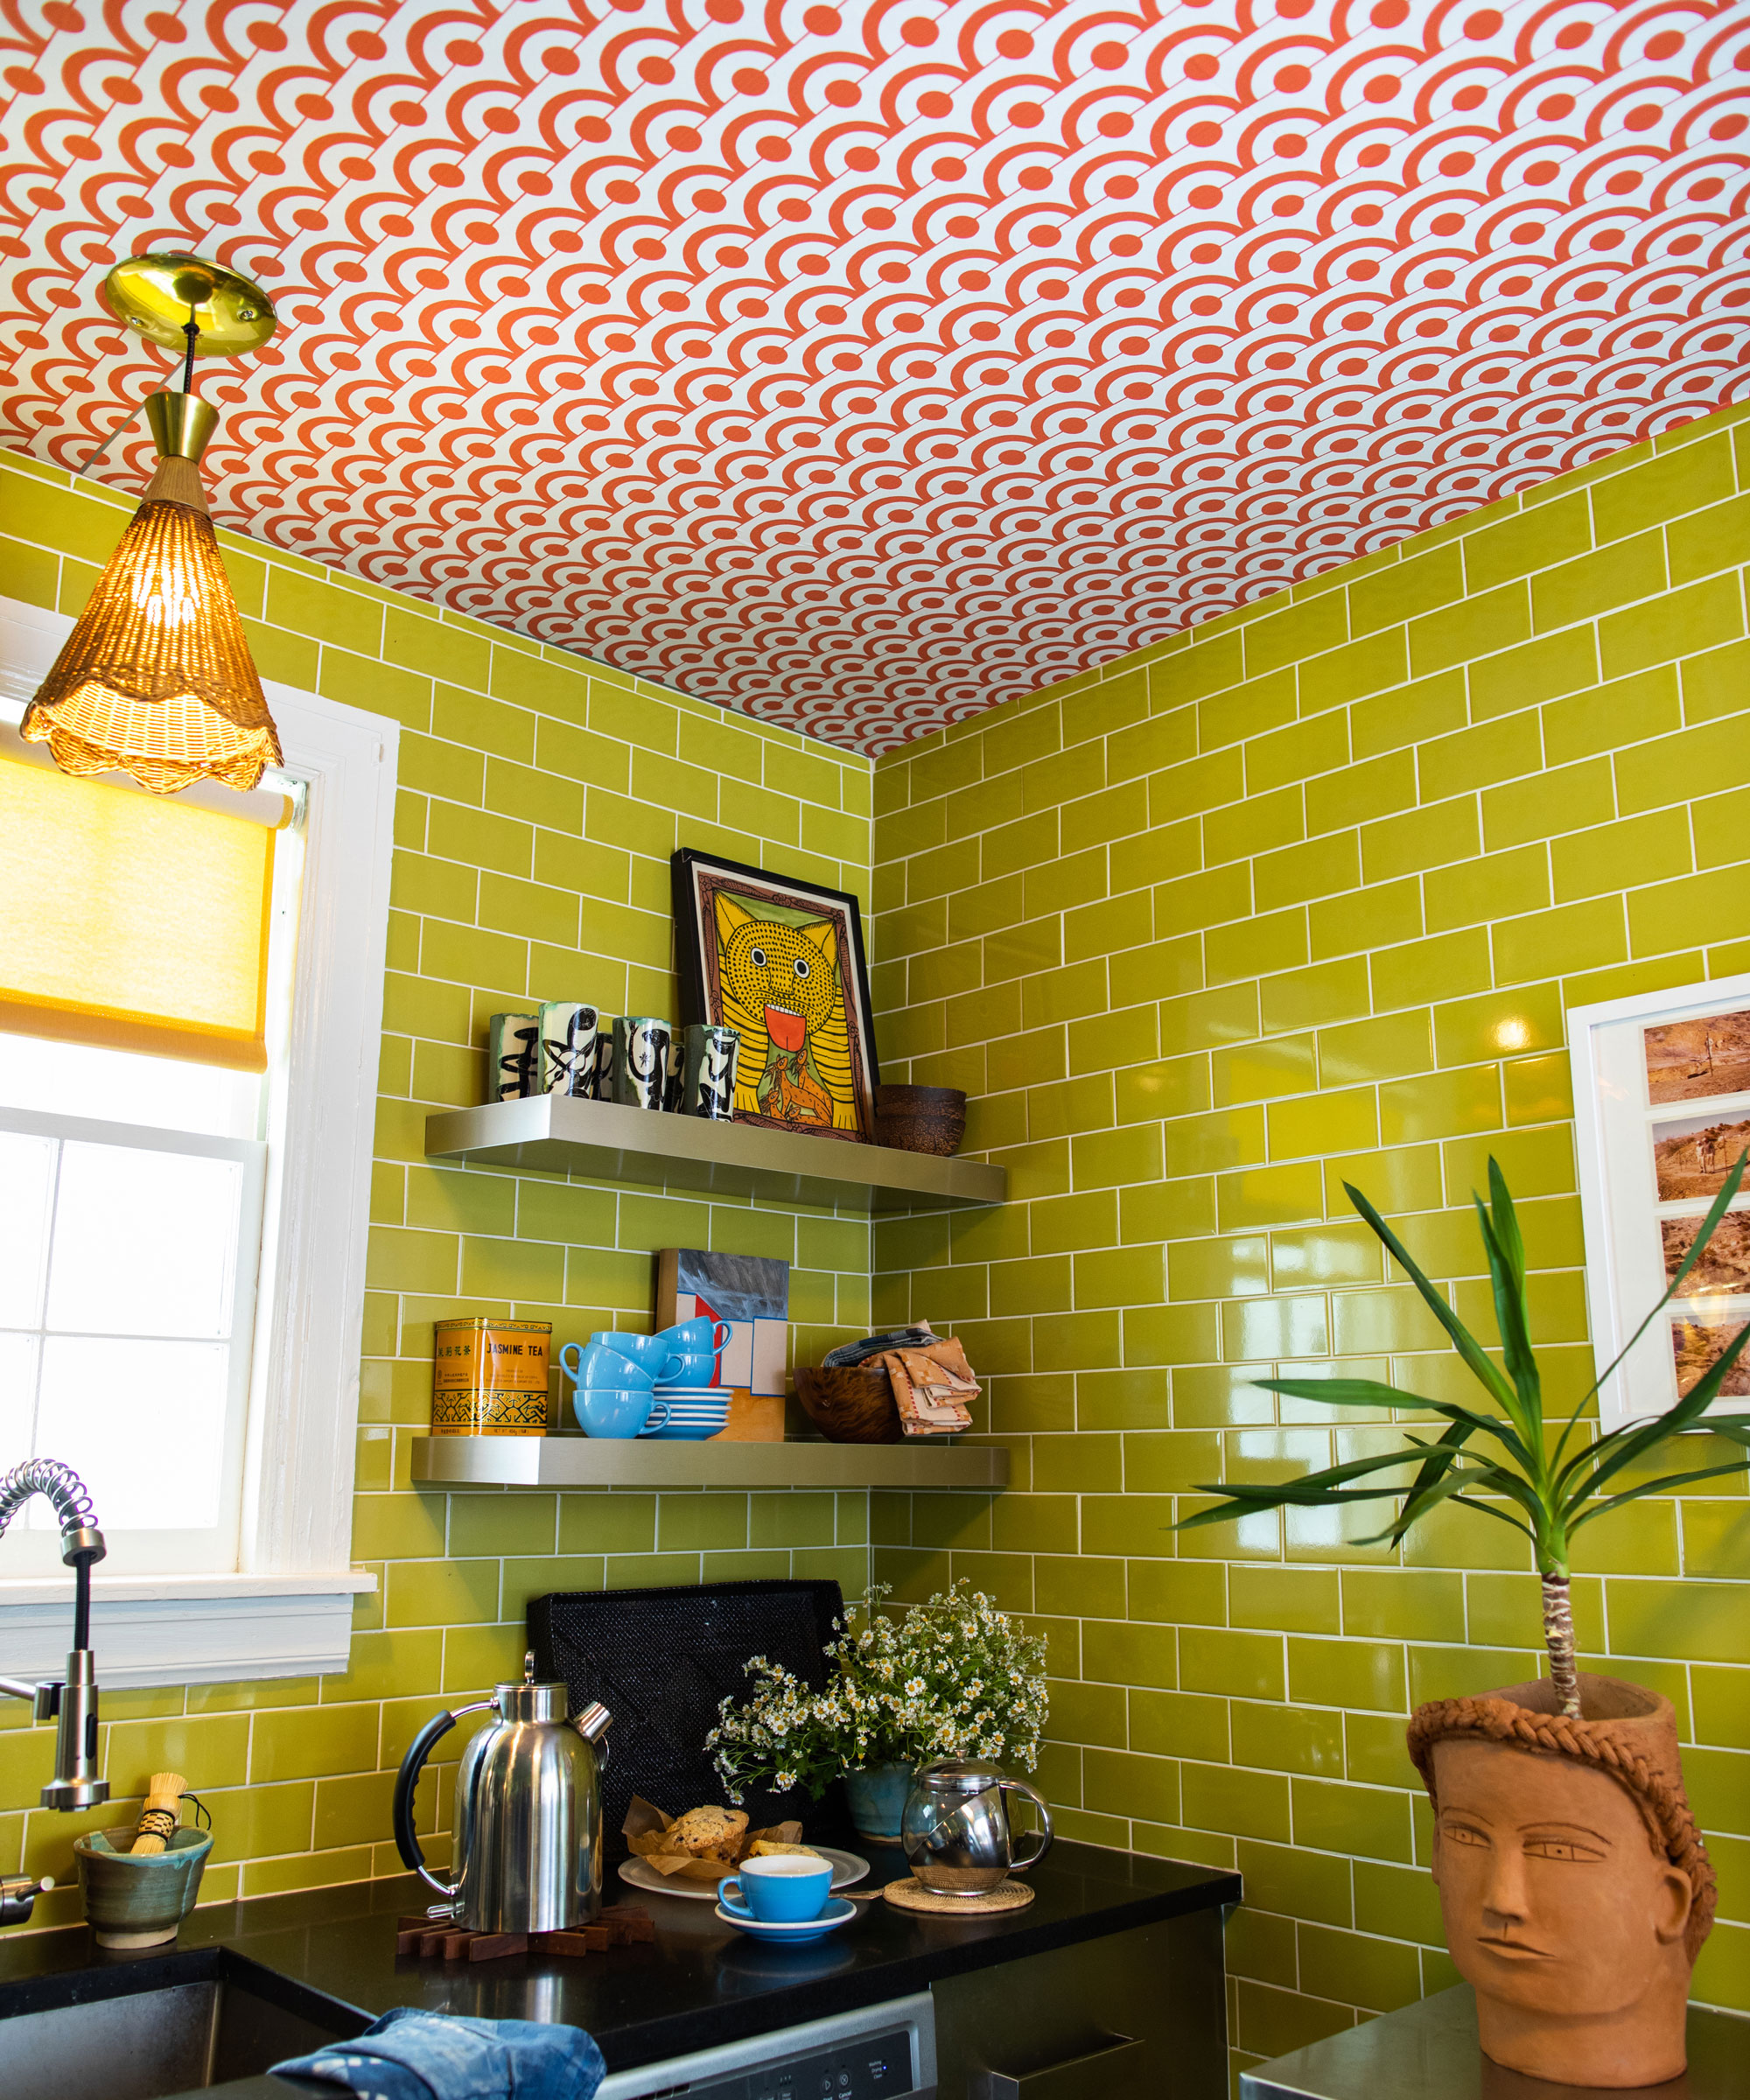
[[273, 2006, 605, 2100], [879, 1336, 980, 1437]]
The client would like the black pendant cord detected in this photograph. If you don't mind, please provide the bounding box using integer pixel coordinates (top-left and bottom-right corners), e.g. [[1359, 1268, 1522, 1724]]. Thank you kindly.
[[181, 312, 199, 395]]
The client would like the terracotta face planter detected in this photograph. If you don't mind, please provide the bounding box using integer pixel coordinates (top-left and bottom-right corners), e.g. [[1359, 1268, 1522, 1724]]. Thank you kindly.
[[1408, 1673, 1716, 2090]]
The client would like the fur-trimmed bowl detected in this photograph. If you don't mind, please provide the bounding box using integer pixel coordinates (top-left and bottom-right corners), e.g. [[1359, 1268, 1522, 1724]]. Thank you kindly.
[[795, 1365, 902, 1443], [873, 1085, 967, 1157]]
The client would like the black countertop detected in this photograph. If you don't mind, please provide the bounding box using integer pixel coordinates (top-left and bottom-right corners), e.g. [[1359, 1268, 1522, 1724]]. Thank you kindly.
[[1242, 1985, 1750, 2100], [0, 1840, 1239, 2086]]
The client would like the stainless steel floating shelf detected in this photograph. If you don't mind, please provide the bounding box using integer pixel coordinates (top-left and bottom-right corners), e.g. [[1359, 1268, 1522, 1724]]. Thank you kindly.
[[410, 1435, 1011, 1490], [424, 1095, 1006, 1213]]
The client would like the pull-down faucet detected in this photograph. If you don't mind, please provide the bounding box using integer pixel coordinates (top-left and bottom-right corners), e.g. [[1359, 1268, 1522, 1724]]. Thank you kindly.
[[0, 1460, 109, 1926]]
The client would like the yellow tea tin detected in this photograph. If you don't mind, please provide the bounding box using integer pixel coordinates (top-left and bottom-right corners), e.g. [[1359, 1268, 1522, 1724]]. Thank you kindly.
[[430, 1317, 551, 1436]]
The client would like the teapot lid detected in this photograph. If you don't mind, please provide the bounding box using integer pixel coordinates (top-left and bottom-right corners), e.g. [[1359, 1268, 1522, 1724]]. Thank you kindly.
[[495, 1649, 569, 1724], [914, 1756, 1007, 1790]]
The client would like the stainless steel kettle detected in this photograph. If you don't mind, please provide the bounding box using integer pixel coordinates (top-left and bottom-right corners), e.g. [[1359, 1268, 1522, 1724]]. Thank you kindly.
[[900, 1756, 1053, 1896], [393, 1652, 611, 1932]]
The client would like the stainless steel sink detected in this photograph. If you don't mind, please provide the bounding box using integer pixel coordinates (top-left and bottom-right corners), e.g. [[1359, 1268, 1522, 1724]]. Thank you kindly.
[[1, 1975, 346, 2099]]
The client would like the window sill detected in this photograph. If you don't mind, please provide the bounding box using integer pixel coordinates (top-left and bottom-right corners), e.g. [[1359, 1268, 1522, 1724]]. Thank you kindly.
[[0, 1571, 377, 1688]]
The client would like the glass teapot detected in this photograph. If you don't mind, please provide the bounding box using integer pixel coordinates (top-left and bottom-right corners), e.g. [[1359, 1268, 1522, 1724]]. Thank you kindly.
[[900, 1757, 1053, 1897]]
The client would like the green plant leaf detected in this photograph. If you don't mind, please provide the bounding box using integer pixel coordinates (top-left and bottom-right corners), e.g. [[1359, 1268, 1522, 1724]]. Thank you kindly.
[[1359, 1470, 1536, 1547], [1550, 1150, 1750, 1471], [1568, 1454, 1750, 1530], [1488, 1155, 1527, 1298], [1256, 1377, 1533, 1463], [1342, 1180, 1524, 1427], [1474, 1194, 1543, 1432], [1560, 1318, 1750, 1515], [1174, 1443, 1467, 1530], [1368, 1422, 1483, 1544]]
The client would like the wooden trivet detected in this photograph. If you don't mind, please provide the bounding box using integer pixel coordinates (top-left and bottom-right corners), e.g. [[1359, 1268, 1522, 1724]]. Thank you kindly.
[[395, 1905, 654, 1961], [881, 1878, 1035, 1916]]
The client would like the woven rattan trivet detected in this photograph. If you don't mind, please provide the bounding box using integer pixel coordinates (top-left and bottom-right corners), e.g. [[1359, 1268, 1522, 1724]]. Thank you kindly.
[[882, 1877, 1035, 1916]]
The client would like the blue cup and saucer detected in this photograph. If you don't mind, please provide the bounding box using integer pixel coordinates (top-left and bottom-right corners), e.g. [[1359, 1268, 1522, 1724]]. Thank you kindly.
[[716, 1856, 855, 1946]]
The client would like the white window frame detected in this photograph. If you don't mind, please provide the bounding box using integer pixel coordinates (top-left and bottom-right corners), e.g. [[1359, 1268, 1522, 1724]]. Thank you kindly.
[[0, 592, 396, 1684]]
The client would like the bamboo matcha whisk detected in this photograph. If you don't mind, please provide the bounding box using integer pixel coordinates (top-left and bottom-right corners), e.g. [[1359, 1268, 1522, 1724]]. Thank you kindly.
[[130, 1771, 186, 1855]]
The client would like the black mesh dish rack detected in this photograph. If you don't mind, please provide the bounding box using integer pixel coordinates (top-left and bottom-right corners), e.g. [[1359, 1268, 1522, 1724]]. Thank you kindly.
[[528, 1578, 850, 1862]]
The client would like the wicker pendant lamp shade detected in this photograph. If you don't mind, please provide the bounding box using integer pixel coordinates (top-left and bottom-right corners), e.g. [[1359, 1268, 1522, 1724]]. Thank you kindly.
[[24, 253, 283, 796]]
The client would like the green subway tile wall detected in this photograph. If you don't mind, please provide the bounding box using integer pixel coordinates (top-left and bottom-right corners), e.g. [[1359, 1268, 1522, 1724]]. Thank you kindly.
[[867, 402, 1750, 2080], [0, 447, 873, 1922]]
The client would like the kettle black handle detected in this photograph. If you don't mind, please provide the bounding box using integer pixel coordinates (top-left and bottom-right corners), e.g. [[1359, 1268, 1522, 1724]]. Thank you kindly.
[[393, 1708, 458, 1882]]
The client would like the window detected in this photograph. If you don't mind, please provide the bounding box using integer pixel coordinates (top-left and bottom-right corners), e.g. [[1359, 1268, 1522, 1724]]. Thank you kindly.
[[0, 1041, 266, 1571], [0, 590, 398, 1685]]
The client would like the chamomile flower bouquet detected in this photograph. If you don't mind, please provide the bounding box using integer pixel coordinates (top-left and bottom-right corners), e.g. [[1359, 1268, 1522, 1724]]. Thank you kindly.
[[706, 1579, 1049, 1804]]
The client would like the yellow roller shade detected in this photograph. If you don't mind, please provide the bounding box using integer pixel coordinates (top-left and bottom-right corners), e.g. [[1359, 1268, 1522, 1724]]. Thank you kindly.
[[0, 752, 276, 1071]]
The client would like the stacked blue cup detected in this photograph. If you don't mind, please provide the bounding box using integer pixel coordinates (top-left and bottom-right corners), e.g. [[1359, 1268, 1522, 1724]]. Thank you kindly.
[[648, 1314, 731, 1439], [562, 1320, 734, 1440], [560, 1342, 669, 1439]]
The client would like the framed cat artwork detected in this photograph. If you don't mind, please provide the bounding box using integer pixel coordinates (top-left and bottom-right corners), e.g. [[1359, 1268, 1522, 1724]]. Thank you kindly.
[[671, 849, 879, 1143]]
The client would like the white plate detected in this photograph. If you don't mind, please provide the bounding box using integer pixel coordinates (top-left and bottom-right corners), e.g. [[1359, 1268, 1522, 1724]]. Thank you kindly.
[[617, 1845, 868, 1902]]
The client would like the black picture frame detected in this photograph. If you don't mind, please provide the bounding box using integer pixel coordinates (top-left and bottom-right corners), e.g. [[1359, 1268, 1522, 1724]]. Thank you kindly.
[[672, 848, 880, 1144]]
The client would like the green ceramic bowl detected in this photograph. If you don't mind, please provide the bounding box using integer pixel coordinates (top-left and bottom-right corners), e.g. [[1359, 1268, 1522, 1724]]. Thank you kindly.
[[74, 1825, 214, 1948]]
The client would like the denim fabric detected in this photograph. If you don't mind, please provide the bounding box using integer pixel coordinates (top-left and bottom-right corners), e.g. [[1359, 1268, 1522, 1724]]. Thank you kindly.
[[272, 2006, 606, 2100], [821, 1326, 935, 1368]]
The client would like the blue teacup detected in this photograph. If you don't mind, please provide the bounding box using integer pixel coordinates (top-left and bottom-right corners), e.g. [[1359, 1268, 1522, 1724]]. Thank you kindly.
[[658, 1348, 718, 1390], [574, 1388, 668, 1439], [564, 1341, 654, 1394], [657, 1316, 731, 1360], [592, 1331, 682, 1383], [719, 1854, 833, 1923]]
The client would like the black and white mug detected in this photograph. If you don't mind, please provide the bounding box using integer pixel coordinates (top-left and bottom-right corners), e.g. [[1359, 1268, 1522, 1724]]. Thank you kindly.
[[538, 1001, 598, 1097], [487, 1013, 539, 1101], [612, 1016, 672, 1110], [682, 1025, 739, 1120]]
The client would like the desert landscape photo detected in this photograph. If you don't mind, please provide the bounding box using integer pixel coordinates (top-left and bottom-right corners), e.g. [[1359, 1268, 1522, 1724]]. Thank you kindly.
[[1652, 1114, 1750, 1201], [1644, 1007, 1750, 1105], [1661, 1209, 1750, 1292], [1671, 1312, 1750, 1399]]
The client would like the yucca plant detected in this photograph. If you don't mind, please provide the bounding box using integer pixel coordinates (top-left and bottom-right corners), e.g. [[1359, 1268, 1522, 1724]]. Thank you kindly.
[[1180, 1153, 1750, 1718]]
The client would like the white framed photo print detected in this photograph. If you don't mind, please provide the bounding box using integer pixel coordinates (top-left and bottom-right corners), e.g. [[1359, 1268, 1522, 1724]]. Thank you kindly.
[[1571, 970, 1750, 1431]]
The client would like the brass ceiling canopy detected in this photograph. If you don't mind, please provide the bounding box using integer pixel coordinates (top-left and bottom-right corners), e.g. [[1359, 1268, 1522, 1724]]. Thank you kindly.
[[102, 252, 276, 360]]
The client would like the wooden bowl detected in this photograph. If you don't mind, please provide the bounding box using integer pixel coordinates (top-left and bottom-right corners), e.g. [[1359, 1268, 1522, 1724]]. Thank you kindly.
[[794, 1364, 902, 1444], [874, 1084, 967, 1157]]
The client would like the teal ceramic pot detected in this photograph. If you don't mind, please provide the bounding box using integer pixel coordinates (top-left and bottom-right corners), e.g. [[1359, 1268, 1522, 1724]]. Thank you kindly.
[[843, 1762, 914, 1846], [74, 1826, 214, 1948]]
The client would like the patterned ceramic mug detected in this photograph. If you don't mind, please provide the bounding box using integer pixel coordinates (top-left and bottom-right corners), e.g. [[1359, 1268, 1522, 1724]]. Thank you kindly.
[[612, 1016, 672, 1110], [681, 1025, 739, 1119]]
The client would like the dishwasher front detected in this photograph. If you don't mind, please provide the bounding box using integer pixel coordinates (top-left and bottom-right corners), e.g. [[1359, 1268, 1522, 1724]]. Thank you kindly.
[[596, 1990, 936, 2100]]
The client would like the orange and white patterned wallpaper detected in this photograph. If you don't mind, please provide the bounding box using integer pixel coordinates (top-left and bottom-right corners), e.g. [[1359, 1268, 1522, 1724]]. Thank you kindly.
[[3, 0, 1747, 748]]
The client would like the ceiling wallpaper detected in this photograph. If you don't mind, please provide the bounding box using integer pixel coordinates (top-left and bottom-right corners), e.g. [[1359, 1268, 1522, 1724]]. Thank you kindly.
[[3, 0, 1747, 752]]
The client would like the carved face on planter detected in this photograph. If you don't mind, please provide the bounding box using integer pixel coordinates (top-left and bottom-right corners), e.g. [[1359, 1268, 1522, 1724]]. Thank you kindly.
[[1410, 1674, 1715, 2091]]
